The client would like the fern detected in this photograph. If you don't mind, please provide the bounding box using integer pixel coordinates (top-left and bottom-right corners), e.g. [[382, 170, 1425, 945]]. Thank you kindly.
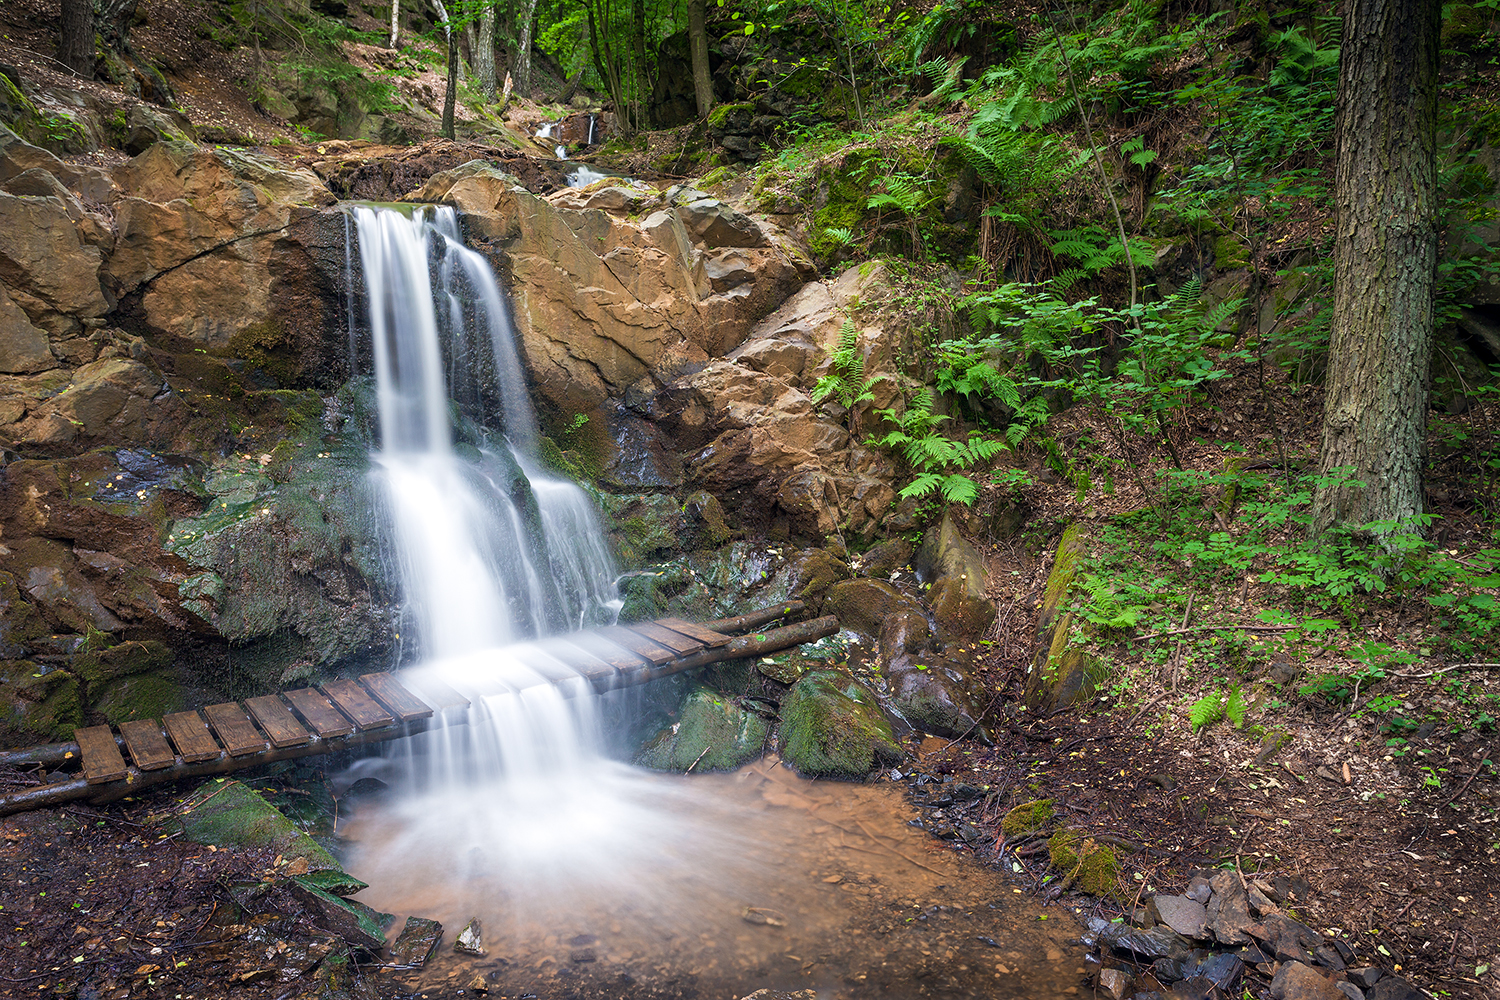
[[1189, 693, 1225, 731], [1224, 686, 1248, 727]]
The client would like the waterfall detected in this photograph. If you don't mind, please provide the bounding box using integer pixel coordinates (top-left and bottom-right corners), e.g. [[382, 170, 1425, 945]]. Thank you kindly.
[[352, 205, 618, 660]]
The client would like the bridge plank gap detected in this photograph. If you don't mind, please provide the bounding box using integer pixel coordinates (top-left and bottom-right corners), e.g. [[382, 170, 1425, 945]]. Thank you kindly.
[[117, 720, 176, 771], [596, 626, 676, 665], [359, 673, 433, 722], [203, 703, 269, 756], [245, 695, 314, 749], [321, 679, 396, 731], [162, 711, 222, 763], [76, 725, 129, 784], [283, 688, 355, 738]]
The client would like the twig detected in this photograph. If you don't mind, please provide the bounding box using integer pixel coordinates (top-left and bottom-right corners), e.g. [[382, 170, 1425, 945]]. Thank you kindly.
[[1170, 591, 1195, 692], [1391, 662, 1497, 679], [1131, 623, 1295, 641], [1441, 759, 1492, 812], [685, 745, 712, 774]]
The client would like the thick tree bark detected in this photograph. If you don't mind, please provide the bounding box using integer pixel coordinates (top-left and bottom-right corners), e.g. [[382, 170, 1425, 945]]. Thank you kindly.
[[473, 3, 498, 101], [58, 0, 94, 78], [1311, 0, 1441, 535], [629, 0, 650, 128], [688, 0, 712, 117], [514, 0, 539, 96]]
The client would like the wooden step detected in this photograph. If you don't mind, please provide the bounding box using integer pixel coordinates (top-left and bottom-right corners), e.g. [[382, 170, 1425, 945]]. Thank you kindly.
[[76, 725, 128, 784], [625, 621, 703, 655], [202, 703, 268, 757], [359, 673, 433, 722], [245, 695, 313, 749], [118, 720, 176, 771], [283, 688, 355, 738], [654, 617, 733, 648], [321, 679, 395, 731], [162, 711, 221, 763], [596, 625, 676, 665]]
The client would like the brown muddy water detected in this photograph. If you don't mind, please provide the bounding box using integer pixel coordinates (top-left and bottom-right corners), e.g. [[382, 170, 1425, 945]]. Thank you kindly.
[[342, 757, 1087, 999]]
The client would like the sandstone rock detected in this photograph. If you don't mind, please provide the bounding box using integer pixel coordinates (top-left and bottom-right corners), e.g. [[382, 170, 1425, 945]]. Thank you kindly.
[[918, 512, 988, 596], [123, 102, 197, 155], [0, 189, 109, 333], [391, 916, 443, 967], [1269, 961, 1345, 1000], [0, 285, 53, 373], [886, 651, 985, 737], [779, 669, 902, 777], [53, 358, 161, 435], [1098, 968, 1133, 1000], [677, 197, 766, 248], [825, 578, 924, 639], [877, 610, 930, 667], [928, 575, 996, 637]]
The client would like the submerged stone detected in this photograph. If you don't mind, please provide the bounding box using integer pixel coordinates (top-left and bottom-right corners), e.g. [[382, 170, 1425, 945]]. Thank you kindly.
[[779, 670, 903, 778], [390, 916, 443, 967], [637, 685, 770, 772], [455, 917, 485, 956]]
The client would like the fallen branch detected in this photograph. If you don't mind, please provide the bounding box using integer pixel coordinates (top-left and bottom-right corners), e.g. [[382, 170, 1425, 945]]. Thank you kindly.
[[1129, 623, 1295, 641]]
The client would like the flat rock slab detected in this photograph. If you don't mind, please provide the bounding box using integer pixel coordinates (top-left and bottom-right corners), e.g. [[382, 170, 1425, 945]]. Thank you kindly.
[[1103, 923, 1192, 960], [391, 916, 443, 967], [1153, 894, 1211, 939], [1367, 978, 1425, 1000]]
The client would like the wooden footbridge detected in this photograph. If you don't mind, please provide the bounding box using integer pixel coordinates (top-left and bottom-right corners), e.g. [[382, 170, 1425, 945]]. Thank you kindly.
[[0, 604, 836, 817]]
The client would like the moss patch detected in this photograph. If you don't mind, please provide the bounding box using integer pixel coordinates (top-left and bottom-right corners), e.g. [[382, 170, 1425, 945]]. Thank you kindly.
[[1001, 799, 1054, 836], [779, 669, 903, 778], [637, 685, 770, 773], [165, 779, 341, 871], [1047, 831, 1120, 896], [93, 672, 186, 725]]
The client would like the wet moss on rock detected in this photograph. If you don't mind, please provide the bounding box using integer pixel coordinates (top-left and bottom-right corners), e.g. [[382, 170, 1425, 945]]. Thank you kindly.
[[1046, 830, 1120, 897], [779, 669, 903, 778], [1000, 799, 1054, 837], [637, 685, 770, 773], [165, 779, 342, 871]]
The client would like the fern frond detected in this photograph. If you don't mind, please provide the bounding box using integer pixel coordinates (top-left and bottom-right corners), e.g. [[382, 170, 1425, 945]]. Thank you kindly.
[[1224, 686, 1248, 727], [940, 474, 980, 505], [1189, 692, 1225, 731]]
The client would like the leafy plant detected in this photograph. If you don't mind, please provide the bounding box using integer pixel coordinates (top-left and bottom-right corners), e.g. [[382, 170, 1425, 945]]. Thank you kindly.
[[868, 390, 1006, 505], [812, 320, 886, 433], [1190, 685, 1247, 731]]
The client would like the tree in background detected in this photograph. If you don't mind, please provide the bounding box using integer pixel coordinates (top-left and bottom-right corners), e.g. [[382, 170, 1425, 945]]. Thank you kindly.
[[432, 0, 460, 137], [1311, 0, 1443, 535], [58, 0, 93, 79], [687, 0, 711, 116]]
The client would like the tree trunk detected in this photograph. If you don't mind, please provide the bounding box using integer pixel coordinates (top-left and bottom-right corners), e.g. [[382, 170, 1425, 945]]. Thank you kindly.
[[688, 0, 712, 117], [474, 3, 498, 101], [514, 0, 538, 97], [1310, 0, 1441, 535], [58, 0, 94, 79], [629, 0, 650, 129], [432, 0, 458, 139], [389, 0, 401, 48]]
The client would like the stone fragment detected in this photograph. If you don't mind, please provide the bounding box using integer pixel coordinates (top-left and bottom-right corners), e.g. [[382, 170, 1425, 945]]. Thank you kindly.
[[1314, 944, 1346, 970], [454, 917, 484, 956], [1366, 977, 1423, 1000], [465, 973, 490, 993], [1098, 967, 1132, 1000], [1335, 984, 1364, 1000], [859, 536, 913, 578], [1171, 976, 1228, 1000], [1195, 952, 1245, 990], [1269, 961, 1345, 1000], [1186, 876, 1213, 904], [1348, 968, 1382, 989], [0, 285, 52, 373], [1152, 895, 1211, 939], [1102, 922, 1191, 960], [390, 916, 442, 967], [1206, 877, 1258, 946]]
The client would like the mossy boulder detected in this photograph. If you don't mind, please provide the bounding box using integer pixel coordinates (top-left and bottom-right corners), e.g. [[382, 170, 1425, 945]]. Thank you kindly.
[[1047, 830, 1120, 897], [74, 640, 174, 686], [779, 670, 903, 778], [1026, 524, 1111, 712], [1000, 799, 1054, 837], [165, 779, 341, 871], [886, 652, 987, 738], [0, 571, 48, 654], [0, 660, 82, 739], [826, 579, 924, 640], [682, 490, 732, 548], [637, 685, 770, 772], [928, 576, 997, 637], [788, 547, 851, 606], [92, 672, 187, 725]]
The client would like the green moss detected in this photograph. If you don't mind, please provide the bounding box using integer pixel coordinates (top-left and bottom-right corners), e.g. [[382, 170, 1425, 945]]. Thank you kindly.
[[699, 165, 736, 188], [228, 321, 298, 388], [1214, 233, 1249, 270], [708, 101, 754, 128], [780, 670, 903, 778], [166, 779, 341, 870], [1000, 799, 1054, 836], [1046, 831, 1120, 896], [1040, 523, 1088, 622], [809, 153, 875, 259], [637, 685, 769, 773], [93, 672, 186, 725], [0, 661, 82, 740], [74, 639, 174, 686]]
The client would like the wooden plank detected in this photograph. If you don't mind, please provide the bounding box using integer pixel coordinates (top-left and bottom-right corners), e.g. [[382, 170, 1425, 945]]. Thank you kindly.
[[566, 632, 648, 672], [163, 711, 221, 763], [76, 725, 128, 784], [655, 617, 733, 648], [625, 621, 703, 654], [548, 639, 622, 686], [359, 673, 433, 722], [202, 702, 268, 757], [284, 688, 355, 738], [596, 625, 676, 665], [245, 695, 313, 749], [403, 676, 470, 713], [321, 679, 396, 731], [117, 720, 176, 771]]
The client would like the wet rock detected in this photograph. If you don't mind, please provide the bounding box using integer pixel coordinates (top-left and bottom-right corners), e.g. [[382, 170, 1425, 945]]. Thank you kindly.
[[123, 103, 197, 155], [1000, 799, 1053, 836], [390, 916, 443, 967], [287, 880, 395, 953], [779, 669, 903, 777], [455, 917, 484, 956], [1171, 977, 1230, 1000], [859, 536, 913, 578], [916, 512, 987, 591], [1151, 895, 1211, 939], [1100, 922, 1192, 960], [741, 906, 787, 926], [1347, 968, 1383, 989], [886, 651, 986, 737], [877, 611, 930, 670], [825, 578, 924, 640], [0, 657, 81, 738], [636, 685, 769, 772], [1269, 961, 1345, 1000], [927, 575, 996, 637], [1335, 984, 1364, 1000], [787, 547, 850, 605], [1206, 876, 1258, 945], [167, 780, 341, 871], [291, 870, 369, 896], [1195, 952, 1245, 990], [466, 972, 491, 992], [737, 990, 816, 1000]]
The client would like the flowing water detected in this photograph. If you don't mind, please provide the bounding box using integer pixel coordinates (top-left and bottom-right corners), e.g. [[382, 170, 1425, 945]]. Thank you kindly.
[[341, 205, 1084, 998]]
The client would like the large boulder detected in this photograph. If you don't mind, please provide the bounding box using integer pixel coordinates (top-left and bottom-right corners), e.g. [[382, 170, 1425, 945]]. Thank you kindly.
[[826, 578, 925, 640], [637, 685, 771, 772], [779, 669, 903, 777]]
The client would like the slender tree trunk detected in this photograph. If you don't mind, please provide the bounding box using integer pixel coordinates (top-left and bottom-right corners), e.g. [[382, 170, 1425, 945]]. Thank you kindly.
[[390, 0, 401, 48], [474, 3, 498, 101], [1311, 0, 1441, 535], [58, 0, 94, 78], [514, 0, 539, 96], [629, 0, 650, 128], [584, 0, 630, 133], [688, 0, 712, 117], [432, 0, 458, 138]]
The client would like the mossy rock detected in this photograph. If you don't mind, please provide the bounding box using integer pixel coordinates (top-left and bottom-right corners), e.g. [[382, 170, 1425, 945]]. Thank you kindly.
[[0, 660, 82, 739], [682, 490, 732, 549], [779, 670, 903, 778], [0, 571, 48, 651], [165, 779, 341, 871], [74, 640, 174, 686], [637, 685, 769, 773], [91, 672, 187, 725], [1047, 831, 1120, 897], [1000, 799, 1053, 837], [618, 564, 691, 622], [1038, 524, 1088, 630]]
